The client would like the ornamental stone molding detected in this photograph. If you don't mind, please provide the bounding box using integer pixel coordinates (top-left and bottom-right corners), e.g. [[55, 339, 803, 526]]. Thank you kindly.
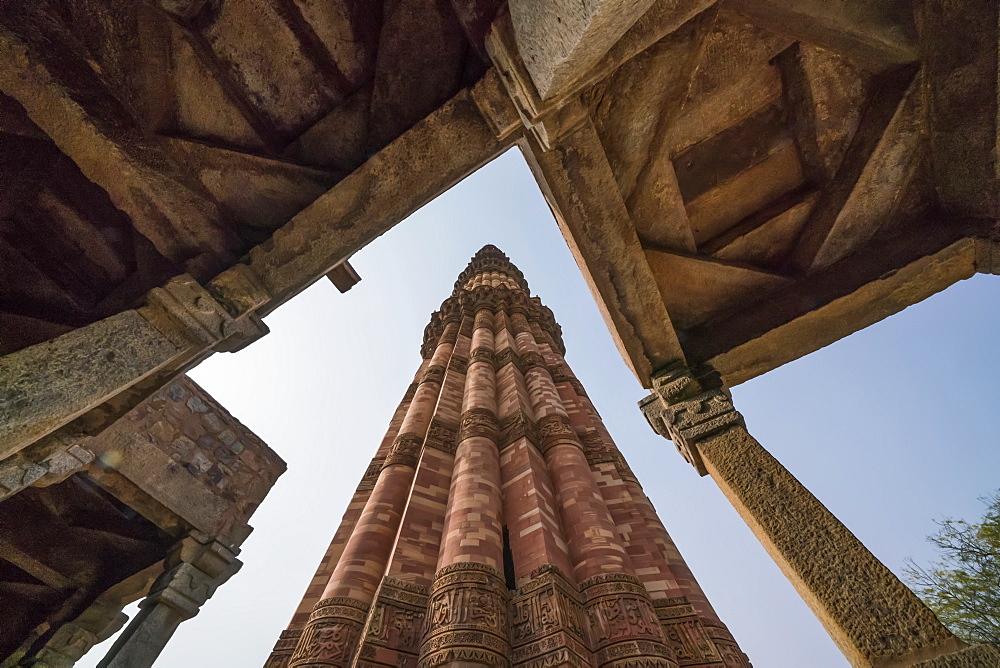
[[458, 408, 500, 443], [639, 363, 743, 476], [537, 414, 579, 454], [384, 434, 424, 469], [419, 562, 511, 668], [360, 577, 429, 663], [424, 418, 460, 455], [499, 410, 541, 449], [289, 597, 370, 668]]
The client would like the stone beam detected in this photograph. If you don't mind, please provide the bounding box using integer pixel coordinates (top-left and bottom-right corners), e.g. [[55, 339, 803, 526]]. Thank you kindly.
[[0, 22, 238, 275], [685, 219, 989, 387], [246, 88, 511, 315], [507, 0, 658, 99], [727, 0, 918, 68], [0, 273, 268, 459], [520, 119, 684, 386], [916, 0, 999, 219], [325, 260, 361, 293], [488, 1, 715, 149]]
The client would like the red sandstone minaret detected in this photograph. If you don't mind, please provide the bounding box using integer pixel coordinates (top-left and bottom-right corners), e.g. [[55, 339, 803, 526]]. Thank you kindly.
[[266, 246, 750, 668]]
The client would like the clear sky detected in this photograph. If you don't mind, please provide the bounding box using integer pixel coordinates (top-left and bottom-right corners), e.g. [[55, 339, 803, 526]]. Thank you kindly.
[[79, 149, 999, 667]]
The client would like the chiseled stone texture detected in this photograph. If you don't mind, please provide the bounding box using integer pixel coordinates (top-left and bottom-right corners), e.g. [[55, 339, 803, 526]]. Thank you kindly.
[[697, 425, 958, 666], [272, 247, 750, 668]]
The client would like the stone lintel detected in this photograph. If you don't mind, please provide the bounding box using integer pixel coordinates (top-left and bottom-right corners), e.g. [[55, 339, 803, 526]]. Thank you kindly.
[[685, 221, 986, 387], [726, 0, 918, 68], [0, 310, 183, 460], [521, 121, 685, 386], [248, 88, 512, 316], [0, 270, 270, 460]]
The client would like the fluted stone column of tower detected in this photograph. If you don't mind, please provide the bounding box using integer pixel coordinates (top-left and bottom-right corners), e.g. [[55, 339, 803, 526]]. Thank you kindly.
[[267, 246, 751, 668]]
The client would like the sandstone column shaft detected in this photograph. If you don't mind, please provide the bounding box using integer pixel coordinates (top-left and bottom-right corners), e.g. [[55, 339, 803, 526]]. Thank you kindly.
[[642, 365, 963, 667]]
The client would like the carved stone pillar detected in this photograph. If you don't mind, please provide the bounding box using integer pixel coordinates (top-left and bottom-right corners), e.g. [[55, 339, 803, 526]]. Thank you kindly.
[[97, 536, 241, 668], [640, 363, 966, 667], [419, 563, 511, 667]]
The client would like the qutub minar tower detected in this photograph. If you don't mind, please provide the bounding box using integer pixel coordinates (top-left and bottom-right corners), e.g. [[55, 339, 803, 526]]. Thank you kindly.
[[266, 246, 750, 668]]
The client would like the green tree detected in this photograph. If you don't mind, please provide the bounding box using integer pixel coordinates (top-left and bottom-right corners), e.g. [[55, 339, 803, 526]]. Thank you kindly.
[[904, 491, 1000, 647]]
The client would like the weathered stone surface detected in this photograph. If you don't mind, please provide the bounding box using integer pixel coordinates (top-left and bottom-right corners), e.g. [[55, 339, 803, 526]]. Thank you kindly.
[[0, 311, 181, 459], [727, 0, 917, 67], [522, 121, 684, 385], [643, 366, 961, 667], [508, 0, 658, 99], [913, 644, 1000, 668]]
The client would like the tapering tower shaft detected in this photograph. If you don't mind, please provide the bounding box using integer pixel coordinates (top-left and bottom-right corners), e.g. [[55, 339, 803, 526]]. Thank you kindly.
[[268, 246, 751, 668]]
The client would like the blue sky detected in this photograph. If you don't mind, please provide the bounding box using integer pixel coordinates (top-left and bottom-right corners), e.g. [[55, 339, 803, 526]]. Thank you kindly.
[[80, 149, 999, 667]]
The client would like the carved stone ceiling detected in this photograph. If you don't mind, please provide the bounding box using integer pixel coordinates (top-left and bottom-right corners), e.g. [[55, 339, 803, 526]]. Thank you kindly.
[[0, 0, 995, 388]]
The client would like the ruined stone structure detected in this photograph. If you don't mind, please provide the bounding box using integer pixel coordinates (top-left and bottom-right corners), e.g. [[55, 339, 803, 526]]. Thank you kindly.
[[1, 0, 999, 665], [266, 246, 750, 668], [0, 375, 285, 667]]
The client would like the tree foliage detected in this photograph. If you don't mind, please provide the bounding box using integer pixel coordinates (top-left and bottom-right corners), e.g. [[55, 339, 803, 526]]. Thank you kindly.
[[904, 492, 1000, 647]]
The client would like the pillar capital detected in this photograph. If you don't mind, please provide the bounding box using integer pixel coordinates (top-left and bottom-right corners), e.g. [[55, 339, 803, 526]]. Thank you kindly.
[[640, 364, 743, 476]]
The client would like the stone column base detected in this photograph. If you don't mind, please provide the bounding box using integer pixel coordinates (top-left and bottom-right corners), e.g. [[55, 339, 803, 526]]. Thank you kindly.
[[913, 644, 1000, 667]]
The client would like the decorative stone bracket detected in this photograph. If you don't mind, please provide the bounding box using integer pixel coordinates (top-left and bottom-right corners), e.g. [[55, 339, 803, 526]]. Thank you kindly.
[[143, 270, 269, 354], [639, 364, 743, 477]]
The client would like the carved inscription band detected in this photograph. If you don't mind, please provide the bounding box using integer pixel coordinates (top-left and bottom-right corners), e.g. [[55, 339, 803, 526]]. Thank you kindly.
[[580, 574, 678, 668], [289, 597, 369, 668], [384, 433, 423, 469], [419, 563, 511, 668]]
